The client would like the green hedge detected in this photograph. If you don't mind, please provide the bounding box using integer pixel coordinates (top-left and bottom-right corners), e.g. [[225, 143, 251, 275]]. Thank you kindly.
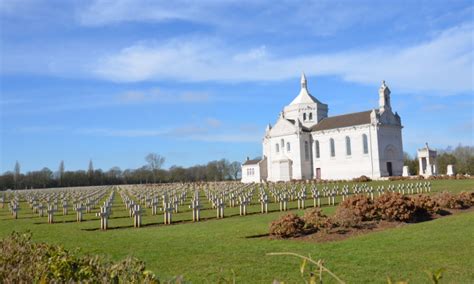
[[0, 232, 159, 283]]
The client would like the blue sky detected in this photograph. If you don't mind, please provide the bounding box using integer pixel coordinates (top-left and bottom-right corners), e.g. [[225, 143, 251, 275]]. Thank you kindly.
[[1, 0, 473, 173]]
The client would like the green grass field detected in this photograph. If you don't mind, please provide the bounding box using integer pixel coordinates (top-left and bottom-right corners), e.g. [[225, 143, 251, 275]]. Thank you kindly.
[[1, 179, 473, 283]]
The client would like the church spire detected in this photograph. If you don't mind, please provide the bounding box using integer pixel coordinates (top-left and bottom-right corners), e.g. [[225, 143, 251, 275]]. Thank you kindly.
[[300, 72, 307, 89], [379, 80, 391, 113]]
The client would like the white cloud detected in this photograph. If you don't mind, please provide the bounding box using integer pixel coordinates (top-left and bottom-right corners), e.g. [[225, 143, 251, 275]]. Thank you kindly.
[[78, 0, 376, 37], [233, 46, 267, 63], [185, 134, 260, 143], [205, 118, 222, 128], [75, 121, 262, 142], [78, 0, 220, 26], [94, 23, 473, 94], [75, 128, 168, 137], [117, 88, 211, 104]]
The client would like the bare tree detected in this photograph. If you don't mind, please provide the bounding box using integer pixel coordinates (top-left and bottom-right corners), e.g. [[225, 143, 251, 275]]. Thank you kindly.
[[13, 161, 20, 189], [58, 160, 65, 186], [40, 167, 53, 188], [107, 167, 122, 179], [88, 159, 94, 185], [229, 161, 242, 180], [88, 159, 94, 175], [145, 153, 165, 183]]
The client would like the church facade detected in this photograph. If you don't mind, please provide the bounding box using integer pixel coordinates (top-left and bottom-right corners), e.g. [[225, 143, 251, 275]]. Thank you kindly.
[[241, 74, 404, 182]]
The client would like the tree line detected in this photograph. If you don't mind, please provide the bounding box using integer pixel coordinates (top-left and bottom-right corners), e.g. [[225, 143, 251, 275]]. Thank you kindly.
[[0, 153, 242, 190], [403, 145, 474, 176], [2, 145, 472, 190]]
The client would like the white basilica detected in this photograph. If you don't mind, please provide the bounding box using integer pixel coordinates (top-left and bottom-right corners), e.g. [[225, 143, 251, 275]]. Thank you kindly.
[[241, 74, 404, 182]]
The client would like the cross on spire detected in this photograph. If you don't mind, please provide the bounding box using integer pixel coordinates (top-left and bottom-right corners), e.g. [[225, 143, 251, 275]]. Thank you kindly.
[[300, 72, 307, 89]]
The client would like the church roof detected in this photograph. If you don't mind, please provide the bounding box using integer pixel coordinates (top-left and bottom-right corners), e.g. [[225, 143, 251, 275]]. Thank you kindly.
[[242, 158, 262, 166], [289, 73, 322, 105], [311, 110, 373, 131], [285, 118, 311, 132]]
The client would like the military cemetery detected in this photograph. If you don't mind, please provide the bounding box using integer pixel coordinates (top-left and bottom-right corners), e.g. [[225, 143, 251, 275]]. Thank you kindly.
[[1, 178, 473, 282], [1, 1, 473, 283]]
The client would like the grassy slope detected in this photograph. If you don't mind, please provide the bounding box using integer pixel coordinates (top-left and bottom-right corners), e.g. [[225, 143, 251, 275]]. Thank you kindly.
[[0, 179, 473, 283]]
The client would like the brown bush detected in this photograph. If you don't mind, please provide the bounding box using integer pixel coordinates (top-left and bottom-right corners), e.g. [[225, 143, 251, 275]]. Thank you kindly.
[[411, 194, 440, 214], [302, 208, 328, 232], [269, 213, 305, 238], [458, 192, 474, 207], [352, 175, 372, 182], [388, 176, 409, 181], [433, 192, 471, 209], [455, 174, 468, 180], [338, 195, 377, 221], [374, 192, 419, 222], [331, 207, 363, 228]]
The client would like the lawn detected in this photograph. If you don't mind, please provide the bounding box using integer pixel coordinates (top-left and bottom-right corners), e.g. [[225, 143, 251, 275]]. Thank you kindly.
[[1, 179, 473, 283]]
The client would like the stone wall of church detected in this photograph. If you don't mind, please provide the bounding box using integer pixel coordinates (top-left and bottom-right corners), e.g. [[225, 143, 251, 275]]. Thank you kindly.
[[297, 133, 313, 180], [376, 125, 404, 177], [266, 133, 301, 182], [311, 124, 381, 180]]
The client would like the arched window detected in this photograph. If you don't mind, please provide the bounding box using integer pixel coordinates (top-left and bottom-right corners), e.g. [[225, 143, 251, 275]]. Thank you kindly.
[[362, 134, 369, 154], [303, 113, 307, 121], [345, 136, 351, 156], [286, 142, 291, 152], [304, 141, 310, 161], [330, 138, 335, 157], [315, 140, 320, 159], [276, 143, 280, 153], [281, 139, 285, 149], [309, 113, 313, 120]]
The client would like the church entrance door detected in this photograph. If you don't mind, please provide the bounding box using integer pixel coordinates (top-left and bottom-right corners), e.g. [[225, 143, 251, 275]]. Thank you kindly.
[[387, 162, 393, 176], [316, 168, 321, 179]]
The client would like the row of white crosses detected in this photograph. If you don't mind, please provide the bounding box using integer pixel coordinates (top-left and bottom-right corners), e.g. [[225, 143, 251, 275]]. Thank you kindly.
[[2, 180, 429, 229], [189, 190, 203, 221], [96, 190, 115, 230], [1, 186, 110, 222], [119, 182, 254, 224], [262, 181, 433, 210], [160, 192, 174, 225], [0, 194, 5, 209], [120, 190, 145, 228], [72, 188, 109, 223], [9, 198, 20, 219], [120, 184, 193, 227], [259, 191, 269, 213]]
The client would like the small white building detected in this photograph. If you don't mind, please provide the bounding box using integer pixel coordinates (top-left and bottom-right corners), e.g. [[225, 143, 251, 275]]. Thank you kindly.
[[241, 74, 404, 183], [418, 143, 437, 177], [241, 157, 267, 183]]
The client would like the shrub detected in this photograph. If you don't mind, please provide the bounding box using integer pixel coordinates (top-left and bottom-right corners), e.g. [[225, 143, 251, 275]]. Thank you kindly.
[[433, 192, 471, 209], [411, 194, 440, 214], [338, 195, 377, 221], [331, 207, 363, 228], [302, 208, 328, 232], [388, 176, 409, 181], [374, 192, 418, 222], [352, 175, 372, 182], [0, 232, 159, 283], [269, 213, 305, 238], [458, 192, 474, 207], [455, 174, 468, 180]]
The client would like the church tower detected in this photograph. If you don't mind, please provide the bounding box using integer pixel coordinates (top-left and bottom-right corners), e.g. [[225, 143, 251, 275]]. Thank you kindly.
[[379, 80, 391, 113], [283, 73, 328, 128]]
